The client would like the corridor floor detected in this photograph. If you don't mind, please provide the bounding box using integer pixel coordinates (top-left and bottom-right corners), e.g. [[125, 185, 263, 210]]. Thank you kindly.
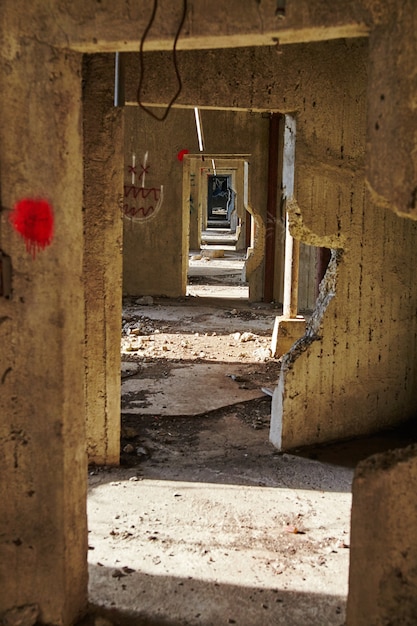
[[85, 296, 353, 626], [83, 288, 417, 626]]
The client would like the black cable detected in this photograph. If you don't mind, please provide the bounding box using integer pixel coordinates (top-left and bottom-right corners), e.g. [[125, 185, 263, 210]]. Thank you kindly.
[[137, 0, 187, 121]]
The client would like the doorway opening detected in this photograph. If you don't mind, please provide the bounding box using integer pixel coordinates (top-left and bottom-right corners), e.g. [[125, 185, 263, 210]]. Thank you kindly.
[[185, 154, 251, 300], [207, 174, 234, 228]]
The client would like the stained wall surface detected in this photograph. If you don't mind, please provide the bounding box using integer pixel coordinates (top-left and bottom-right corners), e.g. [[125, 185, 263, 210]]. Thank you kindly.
[[124, 39, 417, 446], [122, 108, 270, 301], [83, 54, 123, 466], [1, 2, 416, 624], [123, 107, 194, 298], [347, 445, 417, 625], [0, 38, 88, 626]]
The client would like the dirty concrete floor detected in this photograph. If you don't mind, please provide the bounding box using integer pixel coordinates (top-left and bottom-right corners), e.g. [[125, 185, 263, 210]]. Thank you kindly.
[[86, 289, 354, 626], [187, 247, 248, 300], [84, 257, 417, 626]]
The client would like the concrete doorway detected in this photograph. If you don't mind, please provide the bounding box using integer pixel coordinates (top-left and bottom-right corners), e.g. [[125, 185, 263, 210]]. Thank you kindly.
[[185, 152, 252, 301]]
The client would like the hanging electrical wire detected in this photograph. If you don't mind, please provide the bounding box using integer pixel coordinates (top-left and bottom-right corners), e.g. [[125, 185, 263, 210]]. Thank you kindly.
[[136, 0, 187, 121]]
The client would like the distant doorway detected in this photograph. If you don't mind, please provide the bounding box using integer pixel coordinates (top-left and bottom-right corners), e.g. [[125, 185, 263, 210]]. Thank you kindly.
[[184, 155, 251, 300], [207, 175, 234, 229]]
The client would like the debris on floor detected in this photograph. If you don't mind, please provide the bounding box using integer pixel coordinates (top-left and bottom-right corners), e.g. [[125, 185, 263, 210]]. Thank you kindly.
[[86, 296, 352, 625]]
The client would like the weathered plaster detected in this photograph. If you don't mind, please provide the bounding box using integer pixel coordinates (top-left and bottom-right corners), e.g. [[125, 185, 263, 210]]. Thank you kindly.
[[39, 0, 372, 53], [123, 108, 271, 301], [347, 444, 417, 625], [0, 37, 88, 623], [83, 54, 123, 466], [1, 1, 417, 623]]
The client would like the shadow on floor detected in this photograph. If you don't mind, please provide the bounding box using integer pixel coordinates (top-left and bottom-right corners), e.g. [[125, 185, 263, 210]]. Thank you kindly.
[[292, 417, 417, 468], [79, 565, 346, 626]]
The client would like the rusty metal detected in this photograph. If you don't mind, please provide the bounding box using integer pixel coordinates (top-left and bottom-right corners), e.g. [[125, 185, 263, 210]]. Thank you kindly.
[[264, 113, 282, 302]]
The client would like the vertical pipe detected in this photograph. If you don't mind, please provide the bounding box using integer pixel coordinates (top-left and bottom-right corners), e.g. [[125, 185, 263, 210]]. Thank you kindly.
[[264, 113, 281, 302], [114, 52, 125, 107], [194, 107, 204, 152], [245, 211, 252, 249], [282, 114, 300, 318]]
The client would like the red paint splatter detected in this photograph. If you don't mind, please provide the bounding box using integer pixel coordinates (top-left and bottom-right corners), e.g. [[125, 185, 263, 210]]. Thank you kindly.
[[9, 198, 54, 258], [177, 149, 189, 162]]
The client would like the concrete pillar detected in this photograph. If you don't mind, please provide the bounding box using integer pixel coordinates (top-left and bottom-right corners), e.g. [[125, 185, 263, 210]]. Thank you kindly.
[[270, 219, 304, 357], [187, 156, 201, 251], [270, 113, 305, 359], [0, 41, 88, 625], [83, 54, 123, 466], [366, 4, 417, 219], [347, 445, 417, 625], [282, 215, 300, 318]]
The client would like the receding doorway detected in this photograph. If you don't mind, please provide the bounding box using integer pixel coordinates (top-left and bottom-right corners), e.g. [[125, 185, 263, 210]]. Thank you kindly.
[[207, 174, 234, 228], [185, 154, 251, 300]]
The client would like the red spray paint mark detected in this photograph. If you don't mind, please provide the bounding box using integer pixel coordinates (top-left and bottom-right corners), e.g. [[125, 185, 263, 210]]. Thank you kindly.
[[9, 198, 54, 258], [177, 149, 189, 162]]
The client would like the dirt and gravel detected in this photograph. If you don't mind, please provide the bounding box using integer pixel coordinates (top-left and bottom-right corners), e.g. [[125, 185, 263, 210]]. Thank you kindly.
[[85, 296, 353, 626]]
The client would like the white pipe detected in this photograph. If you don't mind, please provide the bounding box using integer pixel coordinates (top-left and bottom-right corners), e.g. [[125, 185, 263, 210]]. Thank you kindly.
[[131, 153, 135, 185], [194, 107, 204, 152], [142, 151, 148, 188], [114, 52, 121, 106]]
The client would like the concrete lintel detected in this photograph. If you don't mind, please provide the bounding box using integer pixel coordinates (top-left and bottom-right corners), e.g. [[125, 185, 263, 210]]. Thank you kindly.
[[40, 1, 370, 53]]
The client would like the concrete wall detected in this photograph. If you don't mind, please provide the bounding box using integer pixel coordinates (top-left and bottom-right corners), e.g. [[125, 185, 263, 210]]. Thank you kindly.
[[347, 445, 417, 625], [268, 36, 417, 444], [124, 40, 417, 447], [83, 54, 123, 466], [1, 2, 417, 623], [0, 38, 88, 625], [271, 147, 417, 448], [123, 107, 195, 298], [122, 108, 271, 302]]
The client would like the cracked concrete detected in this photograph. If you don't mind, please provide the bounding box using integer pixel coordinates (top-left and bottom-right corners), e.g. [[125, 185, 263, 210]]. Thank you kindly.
[[86, 296, 353, 626]]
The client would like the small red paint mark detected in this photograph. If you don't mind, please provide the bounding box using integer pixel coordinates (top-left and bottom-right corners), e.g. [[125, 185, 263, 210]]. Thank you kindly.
[[9, 198, 54, 258], [177, 149, 189, 162]]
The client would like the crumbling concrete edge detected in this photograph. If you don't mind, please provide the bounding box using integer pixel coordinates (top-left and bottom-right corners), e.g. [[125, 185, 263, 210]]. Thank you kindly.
[[284, 247, 343, 367], [347, 443, 417, 625], [269, 247, 343, 449], [286, 197, 347, 249], [354, 442, 417, 478], [365, 177, 417, 221], [278, 196, 346, 366]]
